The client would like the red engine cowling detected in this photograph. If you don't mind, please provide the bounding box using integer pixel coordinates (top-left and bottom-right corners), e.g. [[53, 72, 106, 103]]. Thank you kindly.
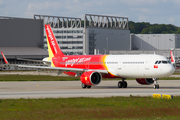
[[80, 71, 102, 86], [136, 78, 154, 85]]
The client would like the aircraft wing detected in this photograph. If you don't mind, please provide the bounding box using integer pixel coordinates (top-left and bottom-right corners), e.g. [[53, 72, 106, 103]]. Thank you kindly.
[[17, 65, 108, 74], [1, 51, 108, 74], [17, 58, 51, 63]]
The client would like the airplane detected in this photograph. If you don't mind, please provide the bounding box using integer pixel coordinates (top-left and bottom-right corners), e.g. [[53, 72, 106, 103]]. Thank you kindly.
[[1, 24, 175, 89]]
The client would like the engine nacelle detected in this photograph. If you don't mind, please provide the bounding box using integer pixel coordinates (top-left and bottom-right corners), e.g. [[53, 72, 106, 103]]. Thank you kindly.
[[42, 57, 51, 66], [80, 71, 102, 86], [136, 78, 154, 85]]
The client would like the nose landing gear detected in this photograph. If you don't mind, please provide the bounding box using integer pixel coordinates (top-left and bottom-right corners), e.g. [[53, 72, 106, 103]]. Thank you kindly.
[[153, 78, 159, 89]]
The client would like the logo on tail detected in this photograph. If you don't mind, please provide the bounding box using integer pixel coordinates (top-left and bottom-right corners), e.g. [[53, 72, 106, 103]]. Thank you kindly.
[[45, 24, 64, 57]]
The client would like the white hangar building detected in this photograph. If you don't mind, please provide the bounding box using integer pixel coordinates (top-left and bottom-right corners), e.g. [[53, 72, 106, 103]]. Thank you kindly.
[[34, 14, 130, 55]]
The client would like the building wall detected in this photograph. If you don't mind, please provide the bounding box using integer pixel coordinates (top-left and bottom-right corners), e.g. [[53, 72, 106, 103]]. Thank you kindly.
[[0, 19, 44, 48], [175, 34, 180, 48], [44, 27, 85, 55], [131, 34, 180, 50], [43, 27, 130, 55], [86, 28, 130, 55]]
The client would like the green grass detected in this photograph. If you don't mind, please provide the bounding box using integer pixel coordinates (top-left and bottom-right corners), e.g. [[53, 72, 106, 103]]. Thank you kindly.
[[0, 96, 180, 120], [0, 75, 80, 81], [0, 74, 179, 81], [172, 72, 180, 75]]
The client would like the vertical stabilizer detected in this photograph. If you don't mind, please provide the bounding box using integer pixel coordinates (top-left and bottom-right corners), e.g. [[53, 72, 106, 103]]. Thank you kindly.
[[45, 24, 64, 58]]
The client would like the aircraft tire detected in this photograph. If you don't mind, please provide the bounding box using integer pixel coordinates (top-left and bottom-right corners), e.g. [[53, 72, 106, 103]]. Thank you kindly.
[[157, 84, 159, 89], [118, 81, 123, 88], [122, 81, 127, 88], [82, 83, 87, 89], [154, 84, 159, 89], [87, 86, 91, 89]]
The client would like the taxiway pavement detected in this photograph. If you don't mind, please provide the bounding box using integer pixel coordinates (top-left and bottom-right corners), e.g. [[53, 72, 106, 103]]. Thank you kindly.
[[0, 80, 180, 99]]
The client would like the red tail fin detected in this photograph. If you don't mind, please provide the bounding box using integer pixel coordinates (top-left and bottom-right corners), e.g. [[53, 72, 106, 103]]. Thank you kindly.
[[45, 24, 64, 57]]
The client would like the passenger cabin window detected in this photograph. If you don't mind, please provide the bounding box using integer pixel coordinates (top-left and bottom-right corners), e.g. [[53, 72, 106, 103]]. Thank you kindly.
[[155, 61, 158, 64], [158, 61, 161, 64]]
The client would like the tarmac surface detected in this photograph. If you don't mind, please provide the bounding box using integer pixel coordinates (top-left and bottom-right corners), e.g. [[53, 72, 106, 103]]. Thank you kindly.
[[0, 71, 180, 99], [0, 80, 180, 99]]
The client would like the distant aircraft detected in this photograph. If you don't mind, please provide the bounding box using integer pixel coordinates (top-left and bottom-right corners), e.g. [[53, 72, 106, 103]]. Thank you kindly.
[[1, 24, 175, 89]]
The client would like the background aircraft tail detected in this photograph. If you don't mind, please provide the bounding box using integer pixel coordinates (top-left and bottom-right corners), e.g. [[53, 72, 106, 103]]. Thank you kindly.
[[1, 51, 9, 64], [170, 51, 175, 64], [45, 24, 64, 58]]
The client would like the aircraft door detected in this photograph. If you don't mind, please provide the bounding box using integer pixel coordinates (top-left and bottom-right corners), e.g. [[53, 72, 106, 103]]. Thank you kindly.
[[145, 57, 151, 70], [118, 59, 123, 70], [86, 62, 89, 69]]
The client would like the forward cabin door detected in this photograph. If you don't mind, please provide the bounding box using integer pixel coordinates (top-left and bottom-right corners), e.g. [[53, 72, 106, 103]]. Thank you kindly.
[[145, 57, 151, 70]]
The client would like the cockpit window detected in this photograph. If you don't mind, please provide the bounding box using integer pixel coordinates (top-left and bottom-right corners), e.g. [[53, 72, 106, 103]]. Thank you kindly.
[[155, 60, 170, 64], [162, 61, 168, 64]]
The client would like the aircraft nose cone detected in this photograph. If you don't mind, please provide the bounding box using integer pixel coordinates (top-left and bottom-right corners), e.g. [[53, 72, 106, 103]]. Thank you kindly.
[[172, 66, 175, 73], [168, 65, 175, 75]]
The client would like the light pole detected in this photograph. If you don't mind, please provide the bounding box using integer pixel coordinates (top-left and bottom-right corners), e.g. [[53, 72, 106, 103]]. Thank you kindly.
[[169, 39, 173, 49], [157, 35, 160, 54], [103, 48, 106, 54], [106, 38, 108, 54], [147, 36, 149, 50]]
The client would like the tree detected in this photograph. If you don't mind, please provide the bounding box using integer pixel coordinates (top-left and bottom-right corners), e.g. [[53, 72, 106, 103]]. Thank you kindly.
[[129, 21, 179, 34], [175, 27, 180, 34]]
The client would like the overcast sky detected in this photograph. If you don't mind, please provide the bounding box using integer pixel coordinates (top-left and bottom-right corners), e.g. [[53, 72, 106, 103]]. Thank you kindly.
[[0, 0, 180, 26]]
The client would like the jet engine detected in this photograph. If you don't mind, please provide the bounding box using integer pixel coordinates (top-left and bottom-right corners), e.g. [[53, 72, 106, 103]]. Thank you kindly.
[[80, 71, 102, 86], [136, 78, 154, 85], [42, 57, 51, 66]]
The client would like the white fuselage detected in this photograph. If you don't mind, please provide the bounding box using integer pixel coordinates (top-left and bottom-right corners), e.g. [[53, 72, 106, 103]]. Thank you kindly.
[[105, 54, 175, 78]]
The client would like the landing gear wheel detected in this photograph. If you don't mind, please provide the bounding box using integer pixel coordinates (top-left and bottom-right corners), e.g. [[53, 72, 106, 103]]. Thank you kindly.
[[122, 81, 127, 88], [118, 81, 123, 88], [87, 86, 91, 89], [82, 83, 87, 89], [154, 84, 159, 89], [153, 78, 159, 89], [154, 85, 156, 89], [157, 84, 159, 89]]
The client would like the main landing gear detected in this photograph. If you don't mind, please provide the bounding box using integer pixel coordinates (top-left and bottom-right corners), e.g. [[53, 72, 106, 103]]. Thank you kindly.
[[82, 83, 91, 89], [118, 79, 127, 88], [153, 78, 159, 89]]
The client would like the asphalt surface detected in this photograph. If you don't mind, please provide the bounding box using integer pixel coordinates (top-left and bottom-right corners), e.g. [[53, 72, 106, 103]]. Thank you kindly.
[[0, 80, 180, 99]]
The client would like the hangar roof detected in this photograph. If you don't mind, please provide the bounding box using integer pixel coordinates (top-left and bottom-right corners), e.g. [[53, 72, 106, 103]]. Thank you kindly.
[[0, 47, 48, 59]]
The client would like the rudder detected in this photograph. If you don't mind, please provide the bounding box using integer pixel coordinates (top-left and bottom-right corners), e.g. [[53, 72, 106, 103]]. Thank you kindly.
[[45, 24, 64, 57]]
